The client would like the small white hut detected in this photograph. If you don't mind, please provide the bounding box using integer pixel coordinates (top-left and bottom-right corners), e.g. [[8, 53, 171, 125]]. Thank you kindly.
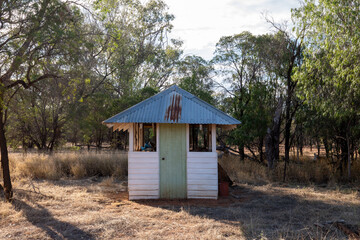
[[103, 85, 240, 200]]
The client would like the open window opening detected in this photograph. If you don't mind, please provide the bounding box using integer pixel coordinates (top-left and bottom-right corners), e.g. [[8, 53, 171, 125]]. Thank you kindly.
[[189, 124, 212, 152], [133, 123, 156, 151]]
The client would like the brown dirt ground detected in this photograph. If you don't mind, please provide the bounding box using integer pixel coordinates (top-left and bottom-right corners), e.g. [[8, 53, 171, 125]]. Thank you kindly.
[[0, 178, 359, 240]]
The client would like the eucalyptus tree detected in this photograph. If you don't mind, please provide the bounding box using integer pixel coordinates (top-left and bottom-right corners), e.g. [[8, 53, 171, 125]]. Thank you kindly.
[[65, 0, 181, 148], [70, 85, 160, 149], [264, 28, 304, 180], [7, 75, 88, 151], [294, 0, 360, 179], [176, 55, 215, 105], [93, 0, 180, 96], [212, 32, 274, 161], [0, 0, 87, 201]]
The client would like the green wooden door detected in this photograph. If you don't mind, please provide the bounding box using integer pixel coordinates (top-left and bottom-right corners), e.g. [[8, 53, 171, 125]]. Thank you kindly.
[[159, 124, 187, 199]]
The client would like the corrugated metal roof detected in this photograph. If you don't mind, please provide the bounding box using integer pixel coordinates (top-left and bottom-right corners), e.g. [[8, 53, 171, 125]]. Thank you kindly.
[[103, 85, 241, 125]]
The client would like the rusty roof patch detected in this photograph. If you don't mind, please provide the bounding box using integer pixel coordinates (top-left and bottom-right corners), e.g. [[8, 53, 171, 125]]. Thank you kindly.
[[164, 94, 182, 122]]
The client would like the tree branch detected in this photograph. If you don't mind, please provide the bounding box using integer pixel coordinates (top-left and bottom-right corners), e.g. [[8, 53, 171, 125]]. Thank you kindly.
[[5, 74, 59, 89]]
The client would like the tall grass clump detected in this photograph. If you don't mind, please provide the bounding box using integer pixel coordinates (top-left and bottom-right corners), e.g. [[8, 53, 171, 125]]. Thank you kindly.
[[7, 152, 128, 180]]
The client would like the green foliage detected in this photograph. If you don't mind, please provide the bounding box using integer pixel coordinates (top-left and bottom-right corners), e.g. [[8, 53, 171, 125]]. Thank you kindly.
[[231, 82, 272, 145], [294, 0, 360, 118], [1, 0, 90, 152], [1, 0, 180, 150], [66, 86, 159, 147], [293, 0, 360, 177], [177, 55, 215, 105], [212, 32, 281, 155], [6, 77, 80, 150], [93, 0, 180, 94]]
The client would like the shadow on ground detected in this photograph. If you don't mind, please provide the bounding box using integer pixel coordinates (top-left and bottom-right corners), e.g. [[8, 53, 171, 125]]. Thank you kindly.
[[131, 185, 360, 239], [12, 198, 95, 240]]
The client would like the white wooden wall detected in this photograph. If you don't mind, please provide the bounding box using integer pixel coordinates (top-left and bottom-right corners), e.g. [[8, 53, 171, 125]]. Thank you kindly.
[[128, 124, 160, 200], [186, 124, 218, 199]]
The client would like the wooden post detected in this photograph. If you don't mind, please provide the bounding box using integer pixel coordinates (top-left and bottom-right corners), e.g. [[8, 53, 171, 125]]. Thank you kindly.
[[186, 124, 190, 153], [156, 123, 160, 153], [129, 123, 134, 152], [212, 124, 216, 153]]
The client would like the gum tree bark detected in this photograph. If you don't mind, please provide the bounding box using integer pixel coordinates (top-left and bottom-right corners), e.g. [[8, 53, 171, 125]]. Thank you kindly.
[[0, 95, 12, 201]]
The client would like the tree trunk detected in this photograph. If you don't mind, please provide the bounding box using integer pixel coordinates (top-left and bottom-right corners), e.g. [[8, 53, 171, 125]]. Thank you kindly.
[[338, 120, 349, 176], [265, 98, 283, 169], [0, 106, 12, 201], [296, 145, 300, 163], [299, 124, 303, 156], [283, 92, 291, 182], [258, 137, 264, 163], [346, 124, 351, 180], [239, 144, 245, 161], [323, 138, 330, 159]]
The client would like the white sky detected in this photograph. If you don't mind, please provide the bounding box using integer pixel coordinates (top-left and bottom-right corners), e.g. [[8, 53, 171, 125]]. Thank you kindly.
[[164, 0, 301, 60]]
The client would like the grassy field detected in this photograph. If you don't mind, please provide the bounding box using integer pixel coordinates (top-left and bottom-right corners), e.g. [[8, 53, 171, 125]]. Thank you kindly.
[[233, 147, 360, 184], [0, 178, 359, 239], [0, 152, 359, 239]]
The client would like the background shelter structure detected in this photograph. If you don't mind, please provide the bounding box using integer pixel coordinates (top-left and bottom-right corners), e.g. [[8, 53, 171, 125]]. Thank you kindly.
[[103, 85, 240, 200]]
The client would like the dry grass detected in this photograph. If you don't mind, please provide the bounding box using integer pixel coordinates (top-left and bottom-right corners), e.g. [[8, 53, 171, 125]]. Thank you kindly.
[[0, 178, 359, 239], [219, 153, 360, 185], [0, 150, 359, 239], [5, 152, 128, 180]]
